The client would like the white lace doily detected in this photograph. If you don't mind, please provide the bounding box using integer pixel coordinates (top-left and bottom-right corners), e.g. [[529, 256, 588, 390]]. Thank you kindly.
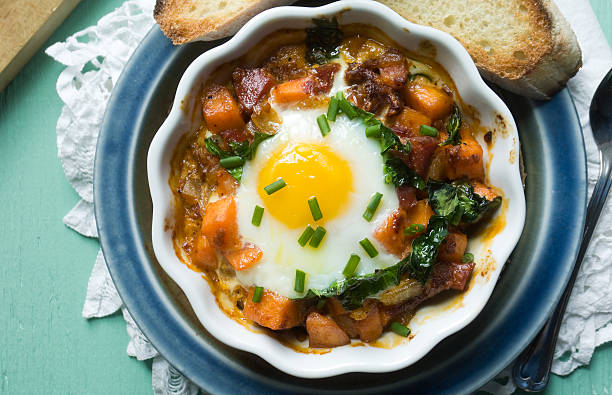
[[46, 0, 612, 393]]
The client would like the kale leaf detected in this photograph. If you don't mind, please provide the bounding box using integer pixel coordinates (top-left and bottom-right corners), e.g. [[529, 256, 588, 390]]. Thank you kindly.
[[428, 179, 502, 225], [204, 132, 273, 182], [439, 105, 462, 146], [302, 216, 450, 307], [305, 17, 343, 64], [407, 216, 449, 283], [383, 157, 426, 190]]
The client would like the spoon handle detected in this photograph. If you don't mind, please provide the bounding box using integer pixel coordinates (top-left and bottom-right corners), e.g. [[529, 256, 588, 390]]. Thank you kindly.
[[512, 151, 612, 392]]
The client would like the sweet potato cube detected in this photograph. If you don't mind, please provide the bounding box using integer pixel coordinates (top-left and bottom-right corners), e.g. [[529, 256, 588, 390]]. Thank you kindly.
[[374, 209, 408, 256], [200, 196, 240, 251], [191, 235, 218, 271], [438, 232, 468, 263], [471, 181, 500, 201], [444, 125, 484, 180], [271, 77, 314, 103], [404, 82, 454, 120], [306, 312, 350, 348], [202, 85, 245, 133], [404, 200, 434, 231], [224, 243, 263, 271], [243, 288, 308, 330], [393, 107, 432, 138], [354, 304, 383, 343]]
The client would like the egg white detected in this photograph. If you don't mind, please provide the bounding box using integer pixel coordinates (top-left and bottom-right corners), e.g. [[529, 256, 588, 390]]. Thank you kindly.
[[234, 66, 400, 298]]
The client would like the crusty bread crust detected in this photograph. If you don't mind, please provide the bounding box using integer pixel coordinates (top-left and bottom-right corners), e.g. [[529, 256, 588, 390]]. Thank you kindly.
[[155, 0, 581, 99], [379, 0, 582, 99], [154, 0, 295, 45]]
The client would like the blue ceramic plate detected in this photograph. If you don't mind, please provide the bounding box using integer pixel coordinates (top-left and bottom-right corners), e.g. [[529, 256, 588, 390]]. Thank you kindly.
[[94, 23, 586, 394]]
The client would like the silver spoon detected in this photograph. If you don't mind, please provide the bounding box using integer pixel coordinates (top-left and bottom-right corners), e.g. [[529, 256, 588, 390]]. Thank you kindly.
[[512, 68, 612, 392]]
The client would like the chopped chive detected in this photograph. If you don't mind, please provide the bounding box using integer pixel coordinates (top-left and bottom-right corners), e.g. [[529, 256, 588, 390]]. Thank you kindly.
[[309, 226, 327, 248], [336, 91, 358, 119], [419, 124, 438, 137], [362, 192, 383, 221], [327, 97, 339, 121], [365, 123, 382, 138], [404, 223, 426, 235], [316, 298, 327, 310], [264, 178, 286, 195], [252, 286, 264, 303], [251, 205, 264, 226], [317, 114, 331, 136], [298, 225, 315, 246], [462, 252, 474, 263], [359, 237, 378, 258], [219, 155, 245, 169], [342, 254, 361, 277], [390, 322, 411, 337], [294, 269, 306, 293], [308, 196, 323, 221]]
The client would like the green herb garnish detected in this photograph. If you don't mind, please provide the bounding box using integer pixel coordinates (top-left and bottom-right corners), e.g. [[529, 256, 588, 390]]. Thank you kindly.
[[204, 131, 274, 182], [462, 252, 474, 263], [390, 322, 411, 337], [317, 114, 331, 136], [252, 286, 264, 303], [298, 225, 315, 247], [294, 270, 306, 293], [305, 17, 343, 64], [342, 254, 361, 278], [362, 192, 383, 221], [439, 105, 462, 146], [308, 196, 323, 221], [327, 97, 339, 121], [383, 157, 426, 190], [309, 226, 327, 248], [251, 205, 264, 226], [359, 238, 378, 258], [419, 125, 438, 137], [264, 178, 287, 195], [427, 179, 502, 225]]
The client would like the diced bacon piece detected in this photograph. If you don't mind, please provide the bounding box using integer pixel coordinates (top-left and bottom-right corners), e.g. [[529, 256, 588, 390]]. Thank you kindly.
[[405, 136, 439, 178], [232, 67, 276, 115], [306, 312, 350, 348], [311, 63, 340, 94], [397, 185, 418, 211]]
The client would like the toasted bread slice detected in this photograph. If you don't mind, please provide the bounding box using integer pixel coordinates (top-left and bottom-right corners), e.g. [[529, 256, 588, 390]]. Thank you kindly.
[[379, 0, 582, 99], [154, 0, 295, 45]]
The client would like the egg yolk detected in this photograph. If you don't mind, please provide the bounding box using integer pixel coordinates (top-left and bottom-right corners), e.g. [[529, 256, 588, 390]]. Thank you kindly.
[[258, 142, 354, 229]]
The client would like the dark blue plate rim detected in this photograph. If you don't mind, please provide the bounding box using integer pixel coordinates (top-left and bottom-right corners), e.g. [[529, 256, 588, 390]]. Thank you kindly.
[[94, 25, 587, 394]]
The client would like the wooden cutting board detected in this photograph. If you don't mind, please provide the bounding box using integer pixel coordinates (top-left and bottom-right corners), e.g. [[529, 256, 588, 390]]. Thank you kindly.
[[0, 0, 81, 93]]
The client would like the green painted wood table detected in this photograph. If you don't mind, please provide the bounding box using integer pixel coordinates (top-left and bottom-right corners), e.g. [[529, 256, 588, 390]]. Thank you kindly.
[[1, 1, 610, 394]]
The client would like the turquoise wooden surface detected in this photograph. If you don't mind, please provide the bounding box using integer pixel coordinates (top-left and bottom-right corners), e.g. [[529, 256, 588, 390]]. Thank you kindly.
[[0, 1, 610, 394]]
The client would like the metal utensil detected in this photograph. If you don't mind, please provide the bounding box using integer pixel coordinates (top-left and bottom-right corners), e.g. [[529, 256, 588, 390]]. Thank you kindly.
[[512, 68, 612, 392]]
